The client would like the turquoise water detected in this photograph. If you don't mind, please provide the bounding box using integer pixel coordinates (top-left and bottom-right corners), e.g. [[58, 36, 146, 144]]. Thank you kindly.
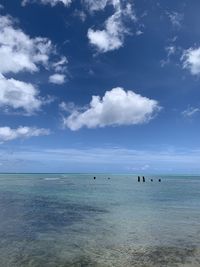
[[0, 174, 199, 266]]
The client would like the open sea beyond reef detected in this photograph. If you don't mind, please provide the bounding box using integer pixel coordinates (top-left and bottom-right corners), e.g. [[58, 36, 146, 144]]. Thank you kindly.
[[0, 174, 199, 267]]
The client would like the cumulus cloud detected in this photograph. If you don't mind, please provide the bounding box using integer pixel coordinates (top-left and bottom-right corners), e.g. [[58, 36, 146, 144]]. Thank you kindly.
[[49, 73, 66, 84], [0, 14, 67, 113], [87, 1, 136, 52], [182, 47, 200, 75], [22, 0, 72, 6], [20, 0, 136, 53], [88, 11, 125, 52], [0, 126, 50, 142], [0, 15, 52, 74], [0, 74, 42, 114], [0, 14, 67, 76], [63, 87, 160, 130]]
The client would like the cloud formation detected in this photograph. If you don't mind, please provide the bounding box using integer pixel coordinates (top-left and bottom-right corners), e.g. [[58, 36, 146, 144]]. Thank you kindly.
[[22, 0, 72, 6], [0, 126, 50, 142], [182, 47, 200, 75], [49, 73, 66, 84], [52, 56, 68, 72], [0, 74, 42, 114], [63, 87, 160, 130], [0, 14, 67, 112], [182, 106, 200, 117], [83, 0, 108, 12], [161, 45, 176, 67], [87, 1, 136, 52], [20, 0, 136, 53], [167, 11, 183, 29], [0, 15, 52, 74], [88, 11, 125, 52]]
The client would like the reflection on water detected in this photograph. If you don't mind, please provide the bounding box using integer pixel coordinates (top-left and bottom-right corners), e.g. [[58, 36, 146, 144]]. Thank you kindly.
[[0, 174, 199, 266]]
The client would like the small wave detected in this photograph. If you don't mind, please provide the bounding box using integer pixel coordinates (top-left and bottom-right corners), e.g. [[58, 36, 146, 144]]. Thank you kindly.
[[44, 177, 60, 181], [61, 175, 69, 178]]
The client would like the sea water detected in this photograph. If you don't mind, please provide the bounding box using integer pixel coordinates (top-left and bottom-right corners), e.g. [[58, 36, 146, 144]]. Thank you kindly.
[[0, 173, 199, 267]]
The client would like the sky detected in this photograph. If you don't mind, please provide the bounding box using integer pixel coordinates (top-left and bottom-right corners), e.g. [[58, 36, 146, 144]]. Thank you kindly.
[[0, 0, 200, 173]]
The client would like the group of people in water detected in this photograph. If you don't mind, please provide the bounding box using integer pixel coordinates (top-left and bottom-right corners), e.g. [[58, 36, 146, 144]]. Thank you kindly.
[[138, 176, 161, 182]]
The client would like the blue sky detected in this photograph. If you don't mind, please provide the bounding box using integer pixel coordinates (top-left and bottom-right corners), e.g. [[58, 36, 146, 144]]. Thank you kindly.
[[0, 0, 200, 173]]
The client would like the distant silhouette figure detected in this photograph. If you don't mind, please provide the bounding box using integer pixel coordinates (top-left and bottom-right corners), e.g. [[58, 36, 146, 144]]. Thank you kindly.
[[94, 177, 96, 180], [108, 177, 110, 180], [151, 179, 153, 182], [138, 176, 140, 182], [158, 179, 161, 182], [142, 176, 145, 182]]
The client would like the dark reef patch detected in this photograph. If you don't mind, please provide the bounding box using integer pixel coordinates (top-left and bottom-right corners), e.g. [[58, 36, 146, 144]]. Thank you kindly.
[[0, 191, 107, 241]]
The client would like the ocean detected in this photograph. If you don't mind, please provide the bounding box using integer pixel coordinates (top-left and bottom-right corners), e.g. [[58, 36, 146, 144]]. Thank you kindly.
[[0, 173, 199, 267]]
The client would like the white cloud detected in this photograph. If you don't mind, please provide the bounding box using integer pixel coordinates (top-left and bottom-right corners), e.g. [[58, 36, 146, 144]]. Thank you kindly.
[[0, 15, 52, 74], [20, 0, 136, 53], [83, 0, 108, 12], [182, 107, 200, 117], [0, 14, 67, 75], [166, 45, 176, 57], [0, 14, 68, 113], [52, 56, 68, 72], [22, 0, 72, 6], [63, 87, 160, 130], [136, 30, 143, 36], [73, 10, 87, 22], [88, 11, 125, 52], [49, 73, 66, 84], [167, 11, 183, 28], [59, 101, 75, 112], [0, 126, 50, 142], [161, 45, 176, 67], [87, 1, 136, 52], [182, 47, 200, 75], [0, 74, 42, 114]]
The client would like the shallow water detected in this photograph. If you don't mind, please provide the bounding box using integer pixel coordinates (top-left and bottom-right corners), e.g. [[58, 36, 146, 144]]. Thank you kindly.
[[0, 174, 199, 266]]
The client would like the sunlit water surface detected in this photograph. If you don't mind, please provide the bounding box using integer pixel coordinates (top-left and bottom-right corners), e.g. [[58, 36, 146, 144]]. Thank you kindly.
[[0, 173, 199, 267]]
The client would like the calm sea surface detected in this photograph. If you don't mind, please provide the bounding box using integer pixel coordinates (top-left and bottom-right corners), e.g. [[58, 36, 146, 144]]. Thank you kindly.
[[0, 173, 199, 267]]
